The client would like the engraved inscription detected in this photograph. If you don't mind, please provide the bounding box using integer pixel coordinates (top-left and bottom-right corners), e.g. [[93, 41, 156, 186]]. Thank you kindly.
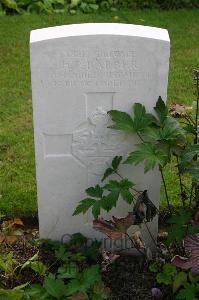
[[72, 107, 126, 175], [39, 45, 156, 89]]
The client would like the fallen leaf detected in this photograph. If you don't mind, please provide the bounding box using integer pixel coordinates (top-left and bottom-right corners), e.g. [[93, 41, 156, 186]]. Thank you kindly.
[[169, 103, 192, 118], [93, 218, 123, 240], [172, 233, 199, 275], [101, 251, 120, 271], [0, 233, 5, 243], [133, 190, 157, 223], [5, 235, 18, 244], [93, 212, 136, 240], [112, 212, 136, 232], [13, 218, 24, 226], [132, 231, 145, 249]]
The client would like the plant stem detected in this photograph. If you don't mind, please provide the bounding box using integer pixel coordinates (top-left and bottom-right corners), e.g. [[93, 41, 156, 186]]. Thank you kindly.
[[137, 132, 145, 143], [176, 156, 185, 208], [189, 184, 194, 208], [160, 168, 172, 215], [194, 70, 199, 145], [115, 170, 143, 195], [144, 221, 158, 248], [193, 70, 199, 207]]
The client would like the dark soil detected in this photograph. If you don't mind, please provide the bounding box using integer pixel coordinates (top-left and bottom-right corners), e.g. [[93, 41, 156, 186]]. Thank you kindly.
[[0, 223, 172, 299], [103, 255, 173, 300]]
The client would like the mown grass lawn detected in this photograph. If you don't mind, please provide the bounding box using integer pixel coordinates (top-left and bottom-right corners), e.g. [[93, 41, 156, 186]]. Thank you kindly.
[[0, 9, 199, 216]]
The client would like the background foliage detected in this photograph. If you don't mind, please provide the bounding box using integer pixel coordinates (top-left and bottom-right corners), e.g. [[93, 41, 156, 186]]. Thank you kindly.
[[0, 0, 198, 15]]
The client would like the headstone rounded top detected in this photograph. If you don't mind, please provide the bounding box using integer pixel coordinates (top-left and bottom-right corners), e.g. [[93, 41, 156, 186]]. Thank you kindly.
[[30, 23, 169, 44]]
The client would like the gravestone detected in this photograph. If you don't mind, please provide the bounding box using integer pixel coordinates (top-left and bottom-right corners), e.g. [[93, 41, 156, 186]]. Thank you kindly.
[[30, 23, 170, 249]]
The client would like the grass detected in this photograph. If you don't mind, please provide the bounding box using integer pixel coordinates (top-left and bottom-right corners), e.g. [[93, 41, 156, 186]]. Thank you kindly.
[[0, 9, 199, 216]]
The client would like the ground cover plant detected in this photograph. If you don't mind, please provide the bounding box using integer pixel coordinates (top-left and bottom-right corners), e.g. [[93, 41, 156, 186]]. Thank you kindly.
[[0, 9, 199, 216]]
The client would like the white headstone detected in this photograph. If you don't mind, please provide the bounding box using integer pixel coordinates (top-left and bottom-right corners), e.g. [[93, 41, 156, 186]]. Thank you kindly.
[[30, 23, 170, 249]]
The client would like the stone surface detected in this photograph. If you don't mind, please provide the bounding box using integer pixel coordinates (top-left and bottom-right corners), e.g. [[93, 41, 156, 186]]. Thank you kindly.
[[30, 23, 170, 249]]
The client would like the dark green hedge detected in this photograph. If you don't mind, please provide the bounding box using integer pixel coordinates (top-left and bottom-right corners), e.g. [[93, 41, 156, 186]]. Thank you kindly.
[[117, 0, 198, 9], [0, 0, 198, 16]]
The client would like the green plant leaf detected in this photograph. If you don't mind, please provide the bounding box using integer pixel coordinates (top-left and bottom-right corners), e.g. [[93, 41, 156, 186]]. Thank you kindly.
[[92, 201, 101, 219], [70, 0, 80, 8], [173, 272, 187, 293], [168, 211, 192, 226], [104, 178, 134, 207], [149, 262, 159, 273], [167, 226, 187, 245], [157, 264, 176, 285], [44, 274, 67, 299], [167, 212, 192, 245], [101, 156, 123, 182], [1, 0, 20, 12], [132, 103, 155, 132], [108, 110, 134, 132], [65, 265, 100, 296], [154, 96, 168, 124], [112, 156, 123, 170], [176, 283, 199, 300], [125, 143, 168, 172], [188, 166, 199, 185], [101, 167, 114, 182], [25, 284, 49, 299], [160, 116, 185, 141], [58, 263, 78, 279], [141, 125, 161, 141], [0, 288, 23, 300], [100, 195, 116, 212], [120, 189, 133, 204], [82, 265, 100, 288], [73, 198, 96, 216], [21, 252, 39, 270], [30, 261, 47, 276], [65, 279, 83, 296], [86, 185, 103, 198], [181, 145, 199, 164]]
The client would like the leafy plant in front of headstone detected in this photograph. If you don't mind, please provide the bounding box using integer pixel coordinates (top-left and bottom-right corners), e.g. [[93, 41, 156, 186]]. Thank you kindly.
[[74, 70, 199, 297], [73, 96, 187, 255], [73, 153, 159, 256]]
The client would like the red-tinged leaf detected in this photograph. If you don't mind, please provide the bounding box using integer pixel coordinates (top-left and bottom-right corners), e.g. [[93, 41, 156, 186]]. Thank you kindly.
[[172, 234, 199, 275], [93, 218, 123, 240], [93, 212, 136, 240], [112, 212, 136, 233], [13, 218, 24, 226], [0, 233, 5, 243], [172, 255, 193, 270], [5, 235, 18, 244]]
